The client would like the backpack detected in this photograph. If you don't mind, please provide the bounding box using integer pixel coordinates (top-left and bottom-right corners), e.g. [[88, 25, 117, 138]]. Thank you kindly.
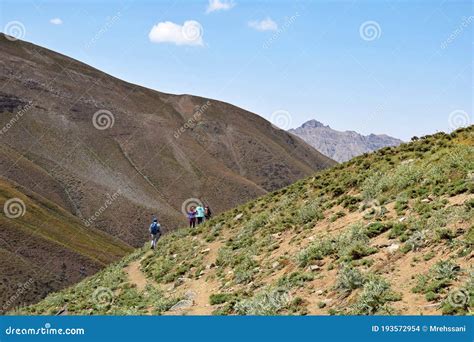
[[150, 222, 160, 234]]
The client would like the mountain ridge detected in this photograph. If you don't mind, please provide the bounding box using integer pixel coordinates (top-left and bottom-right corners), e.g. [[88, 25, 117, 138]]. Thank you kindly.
[[290, 119, 403, 162]]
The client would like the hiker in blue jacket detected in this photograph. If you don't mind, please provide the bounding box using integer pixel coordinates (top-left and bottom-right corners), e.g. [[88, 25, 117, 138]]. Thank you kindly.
[[149, 218, 161, 249], [196, 205, 205, 225]]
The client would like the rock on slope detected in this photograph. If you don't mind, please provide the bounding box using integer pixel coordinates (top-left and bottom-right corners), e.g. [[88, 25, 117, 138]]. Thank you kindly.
[[21, 126, 473, 316], [0, 35, 334, 247], [289, 119, 403, 162]]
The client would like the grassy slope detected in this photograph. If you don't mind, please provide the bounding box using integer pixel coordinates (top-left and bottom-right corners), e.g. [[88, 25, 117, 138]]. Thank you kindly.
[[0, 179, 132, 264], [19, 126, 473, 315], [0, 178, 132, 310]]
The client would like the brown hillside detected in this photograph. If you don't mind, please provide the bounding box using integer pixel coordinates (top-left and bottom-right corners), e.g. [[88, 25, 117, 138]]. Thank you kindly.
[[0, 36, 335, 248], [0, 177, 132, 312]]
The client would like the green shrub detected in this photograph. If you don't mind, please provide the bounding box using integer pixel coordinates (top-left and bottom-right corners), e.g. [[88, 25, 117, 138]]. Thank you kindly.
[[395, 197, 409, 215], [277, 272, 314, 289], [412, 260, 460, 296], [423, 251, 435, 261], [366, 222, 393, 238], [216, 246, 234, 267], [297, 239, 335, 267], [233, 256, 257, 284], [388, 223, 407, 239], [350, 277, 401, 315], [361, 172, 386, 200], [298, 200, 324, 224], [424, 291, 439, 302], [338, 225, 377, 261], [234, 287, 291, 315], [209, 293, 235, 305], [329, 211, 346, 222], [435, 228, 456, 241], [340, 195, 362, 208], [334, 265, 365, 294]]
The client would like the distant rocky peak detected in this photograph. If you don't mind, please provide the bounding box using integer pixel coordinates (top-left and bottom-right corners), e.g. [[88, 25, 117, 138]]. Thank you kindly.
[[301, 119, 327, 129], [290, 119, 403, 162]]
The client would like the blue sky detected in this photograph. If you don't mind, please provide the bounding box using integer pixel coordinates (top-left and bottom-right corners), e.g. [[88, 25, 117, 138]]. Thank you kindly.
[[1, 0, 472, 140]]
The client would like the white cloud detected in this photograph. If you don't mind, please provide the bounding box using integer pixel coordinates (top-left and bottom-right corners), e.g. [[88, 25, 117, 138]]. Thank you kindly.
[[49, 18, 63, 25], [148, 20, 204, 46], [248, 17, 278, 31], [206, 0, 235, 14]]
